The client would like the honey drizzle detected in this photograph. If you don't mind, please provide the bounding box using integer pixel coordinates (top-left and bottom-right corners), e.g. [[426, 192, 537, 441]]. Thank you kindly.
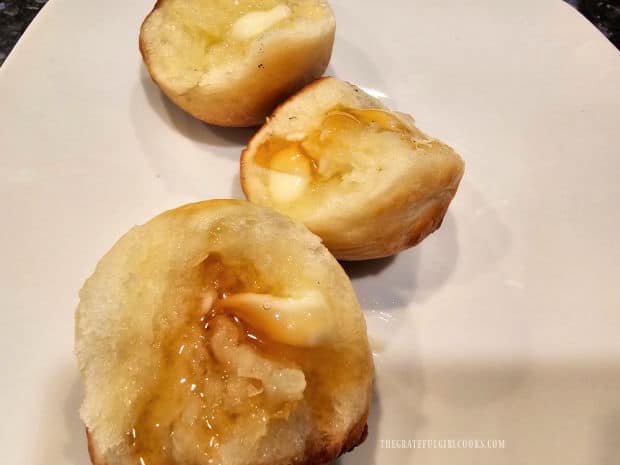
[[128, 255, 267, 464], [253, 106, 420, 195], [126, 254, 361, 465]]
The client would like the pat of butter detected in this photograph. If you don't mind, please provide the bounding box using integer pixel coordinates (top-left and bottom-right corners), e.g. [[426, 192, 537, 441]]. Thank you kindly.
[[269, 171, 309, 203], [220, 291, 333, 347], [268, 146, 312, 203], [230, 5, 292, 40]]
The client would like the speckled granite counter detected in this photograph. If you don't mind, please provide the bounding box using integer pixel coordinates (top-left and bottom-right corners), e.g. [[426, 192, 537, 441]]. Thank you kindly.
[[0, 0, 48, 65], [578, 0, 620, 46], [0, 0, 618, 66]]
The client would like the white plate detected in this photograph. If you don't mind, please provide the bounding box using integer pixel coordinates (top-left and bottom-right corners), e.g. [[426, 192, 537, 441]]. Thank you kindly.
[[1, 1, 619, 464]]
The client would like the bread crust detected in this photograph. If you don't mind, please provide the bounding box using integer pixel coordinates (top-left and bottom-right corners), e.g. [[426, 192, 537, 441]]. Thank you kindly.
[[298, 409, 369, 465], [86, 410, 368, 465], [241, 77, 465, 260], [139, 1, 336, 127], [86, 430, 105, 465]]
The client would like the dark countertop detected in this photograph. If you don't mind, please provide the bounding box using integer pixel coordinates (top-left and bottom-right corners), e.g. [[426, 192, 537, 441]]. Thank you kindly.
[[0, 0, 618, 66], [577, 0, 620, 46], [0, 0, 48, 65]]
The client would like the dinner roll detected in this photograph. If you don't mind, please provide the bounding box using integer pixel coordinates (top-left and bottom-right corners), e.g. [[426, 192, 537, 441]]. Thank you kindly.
[[241, 77, 465, 260], [76, 200, 372, 465], [139, 0, 336, 127]]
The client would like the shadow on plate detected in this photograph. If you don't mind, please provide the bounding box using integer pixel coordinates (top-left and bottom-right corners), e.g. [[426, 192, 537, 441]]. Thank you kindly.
[[341, 256, 396, 280], [330, 382, 384, 465], [324, 64, 338, 79], [447, 180, 512, 284], [64, 375, 89, 464], [34, 363, 89, 465], [340, 210, 459, 312], [348, 359, 620, 464], [337, 334, 427, 465], [130, 68, 251, 199], [230, 172, 245, 200], [342, 177, 514, 312], [138, 67, 256, 150], [598, 410, 620, 465]]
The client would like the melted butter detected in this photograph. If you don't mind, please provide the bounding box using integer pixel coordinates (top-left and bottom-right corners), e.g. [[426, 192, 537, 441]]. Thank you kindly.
[[127, 253, 360, 465], [219, 291, 333, 347], [230, 4, 292, 40], [254, 107, 418, 203], [265, 145, 315, 203]]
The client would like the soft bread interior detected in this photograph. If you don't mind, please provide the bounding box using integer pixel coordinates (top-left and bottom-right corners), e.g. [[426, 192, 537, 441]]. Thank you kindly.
[[76, 201, 372, 465], [140, 0, 332, 95]]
